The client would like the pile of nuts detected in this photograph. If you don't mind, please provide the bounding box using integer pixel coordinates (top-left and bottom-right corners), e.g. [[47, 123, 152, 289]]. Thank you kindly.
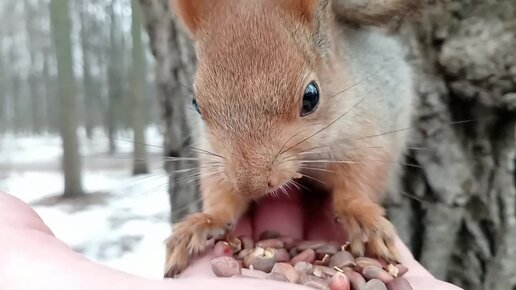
[[210, 231, 412, 290]]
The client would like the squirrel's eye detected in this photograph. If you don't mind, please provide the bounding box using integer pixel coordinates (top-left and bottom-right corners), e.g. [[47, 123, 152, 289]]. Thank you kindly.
[[301, 82, 320, 116], [192, 98, 201, 114]]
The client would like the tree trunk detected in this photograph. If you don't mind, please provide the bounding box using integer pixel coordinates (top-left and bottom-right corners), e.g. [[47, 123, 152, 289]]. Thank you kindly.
[[130, 0, 149, 176], [24, 0, 44, 135], [139, 0, 200, 223], [140, 1, 516, 289], [49, 0, 84, 198], [78, 0, 97, 140], [385, 1, 516, 290], [107, 3, 124, 155]]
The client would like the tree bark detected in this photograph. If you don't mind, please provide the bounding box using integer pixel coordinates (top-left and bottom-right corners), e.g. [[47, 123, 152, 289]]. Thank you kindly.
[[385, 1, 516, 290], [49, 0, 84, 198], [130, 0, 150, 176], [139, 0, 200, 223]]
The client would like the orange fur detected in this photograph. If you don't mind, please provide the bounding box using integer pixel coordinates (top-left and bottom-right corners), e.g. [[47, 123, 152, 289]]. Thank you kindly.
[[164, 0, 415, 276]]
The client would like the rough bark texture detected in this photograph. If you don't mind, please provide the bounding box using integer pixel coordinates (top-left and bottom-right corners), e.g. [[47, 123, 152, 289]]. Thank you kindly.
[[141, 0, 516, 288], [386, 1, 516, 289], [140, 0, 200, 223], [49, 0, 84, 197]]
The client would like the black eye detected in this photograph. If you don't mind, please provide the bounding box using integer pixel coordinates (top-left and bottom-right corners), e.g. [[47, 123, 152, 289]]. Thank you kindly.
[[192, 98, 201, 114], [301, 82, 320, 116]]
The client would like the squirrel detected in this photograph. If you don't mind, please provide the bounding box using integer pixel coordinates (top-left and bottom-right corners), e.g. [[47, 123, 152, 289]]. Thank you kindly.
[[164, 0, 418, 277]]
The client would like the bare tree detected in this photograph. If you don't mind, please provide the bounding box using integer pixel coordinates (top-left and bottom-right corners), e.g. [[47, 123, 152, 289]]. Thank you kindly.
[[49, 0, 84, 197], [130, 0, 150, 175]]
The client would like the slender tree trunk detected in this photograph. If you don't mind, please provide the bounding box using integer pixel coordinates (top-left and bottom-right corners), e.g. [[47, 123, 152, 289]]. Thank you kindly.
[[78, 1, 96, 140], [49, 0, 84, 198], [130, 0, 149, 175], [140, 0, 200, 223], [24, 0, 44, 134], [107, 3, 124, 155]]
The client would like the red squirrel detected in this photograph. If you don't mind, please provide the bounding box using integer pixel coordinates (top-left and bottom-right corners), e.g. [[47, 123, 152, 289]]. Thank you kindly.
[[164, 0, 417, 277]]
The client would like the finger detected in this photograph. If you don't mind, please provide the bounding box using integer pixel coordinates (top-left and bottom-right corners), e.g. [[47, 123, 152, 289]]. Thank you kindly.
[[404, 277, 464, 290], [393, 235, 433, 278], [252, 189, 304, 240]]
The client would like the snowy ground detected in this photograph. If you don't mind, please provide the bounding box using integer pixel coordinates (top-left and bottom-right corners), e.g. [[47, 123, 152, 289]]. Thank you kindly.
[[0, 128, 174, 279]]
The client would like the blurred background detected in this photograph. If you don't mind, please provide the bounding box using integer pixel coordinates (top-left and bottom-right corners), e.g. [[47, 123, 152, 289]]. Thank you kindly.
[[0, 1, 515, 290]]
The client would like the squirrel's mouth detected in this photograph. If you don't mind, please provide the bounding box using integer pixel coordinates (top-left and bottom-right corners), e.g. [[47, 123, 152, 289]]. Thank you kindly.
[[263, 176, 330, 205]]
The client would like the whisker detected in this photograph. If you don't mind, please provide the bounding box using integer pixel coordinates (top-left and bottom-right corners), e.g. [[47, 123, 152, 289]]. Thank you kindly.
[[187, 147, 226, 160], [299, 166, 336, 173], [298, 159, 423, 169], [300, 173, 327, 186]]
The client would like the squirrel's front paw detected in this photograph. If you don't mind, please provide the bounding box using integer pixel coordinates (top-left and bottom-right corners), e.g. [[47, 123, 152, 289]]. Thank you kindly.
[[164, 213, 234, 277], [338, 214, 400, 264]]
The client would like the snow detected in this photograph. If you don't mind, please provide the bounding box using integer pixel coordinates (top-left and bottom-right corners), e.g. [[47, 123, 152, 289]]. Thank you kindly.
[[0, 128, 174, 279]]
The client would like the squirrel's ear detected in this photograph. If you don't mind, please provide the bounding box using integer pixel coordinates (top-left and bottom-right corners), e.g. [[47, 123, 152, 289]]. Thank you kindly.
[[170, 0, 212, 36], [333, 0, 421, 26]]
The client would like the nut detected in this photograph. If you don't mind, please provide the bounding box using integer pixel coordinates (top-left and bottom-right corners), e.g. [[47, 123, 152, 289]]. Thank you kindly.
[[363, 279, 387, 290], [386, 264, 399, 277], [256, 239, 284, 249], [316, 266, 338, 277], [343, 268, 366, 290], [315, 244, 338, 260], [271, 262, 300, 283], [214, 241, 233, 257], [294, 261, 314, 274], [355, 257, 383, 272], [275, 248, 291, 262], [244, 247, 277, 272], [289, 247, 300, 257], [313, 266, 325, 278], [280, 236, 298, 250], [329, 251, 355, 268], [227, 236, 242, 253], [211, 256, 242, 277], [237, 248, 253, 260], [362, 265, 393, 283], [259, 230, 280, 240], [386, 277, 413, 290], [297, 240, 327, 251], [291, 248, 316, 264]]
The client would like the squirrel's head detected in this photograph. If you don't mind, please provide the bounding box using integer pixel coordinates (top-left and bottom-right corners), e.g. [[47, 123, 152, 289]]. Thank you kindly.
[[171, 0, 416, 198]]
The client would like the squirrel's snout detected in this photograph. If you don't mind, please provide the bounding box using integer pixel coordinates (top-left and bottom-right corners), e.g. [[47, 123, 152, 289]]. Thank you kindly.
[[232, 167, 301, 198]]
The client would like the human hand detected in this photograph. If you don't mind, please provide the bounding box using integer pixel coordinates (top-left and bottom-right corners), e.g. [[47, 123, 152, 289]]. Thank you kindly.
[[0, 191, 462, 290]]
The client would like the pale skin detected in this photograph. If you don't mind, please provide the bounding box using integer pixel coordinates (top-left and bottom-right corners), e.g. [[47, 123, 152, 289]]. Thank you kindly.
[[0, 191, 462, 290]]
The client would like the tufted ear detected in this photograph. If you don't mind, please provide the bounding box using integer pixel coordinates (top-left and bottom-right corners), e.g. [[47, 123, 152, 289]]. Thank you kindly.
[[170, 0, 214, 37], [333, 0, 422, 26]]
